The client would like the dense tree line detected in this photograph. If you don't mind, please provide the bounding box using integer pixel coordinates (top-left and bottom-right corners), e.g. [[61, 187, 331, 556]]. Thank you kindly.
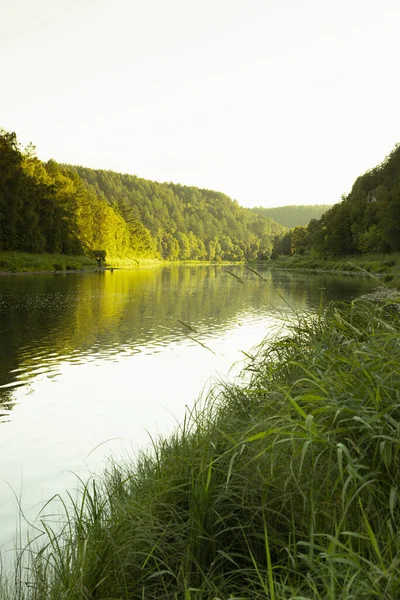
[[1, 128, 286, 261], [0, 129, 134, 258], [252, 204, 332, 228], [272, 144, 400, 257], [68, 166, 286, 261], [5, 126, 398, 264], [0, 130, 79, 254]]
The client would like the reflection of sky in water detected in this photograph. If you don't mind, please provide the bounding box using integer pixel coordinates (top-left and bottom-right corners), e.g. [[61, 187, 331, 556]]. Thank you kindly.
[[0, 266, 377, 561]]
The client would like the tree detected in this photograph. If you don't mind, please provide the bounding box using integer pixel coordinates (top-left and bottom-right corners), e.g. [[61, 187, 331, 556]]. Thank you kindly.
[[91, 249, 107, 266], [291, 226, 308, 255]]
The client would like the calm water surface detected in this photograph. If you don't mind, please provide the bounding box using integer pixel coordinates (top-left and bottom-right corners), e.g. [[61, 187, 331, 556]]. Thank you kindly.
[[0, 265, 377, 557]]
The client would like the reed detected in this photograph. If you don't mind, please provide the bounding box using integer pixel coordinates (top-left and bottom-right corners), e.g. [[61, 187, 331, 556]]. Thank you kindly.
[[1, 298, 400, 599]]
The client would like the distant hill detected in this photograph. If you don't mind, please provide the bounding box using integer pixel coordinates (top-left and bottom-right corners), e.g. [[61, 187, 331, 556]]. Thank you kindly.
[[252, 205, 333, 229]]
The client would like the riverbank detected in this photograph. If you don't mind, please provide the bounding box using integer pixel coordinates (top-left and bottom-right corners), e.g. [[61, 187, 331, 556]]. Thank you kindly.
[[0, 251, 240, 275], [0, 252, 167, 276], [269, 252, 400, 288], [0, 251, 98, 274], [1, 297, 399, 599]]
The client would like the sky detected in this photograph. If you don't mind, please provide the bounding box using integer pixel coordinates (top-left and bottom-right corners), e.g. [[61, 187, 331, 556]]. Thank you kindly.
[[1, 0, 400, 208]]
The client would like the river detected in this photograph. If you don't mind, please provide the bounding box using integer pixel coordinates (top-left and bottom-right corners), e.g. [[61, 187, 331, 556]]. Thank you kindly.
[[0, 265, 377, 561]]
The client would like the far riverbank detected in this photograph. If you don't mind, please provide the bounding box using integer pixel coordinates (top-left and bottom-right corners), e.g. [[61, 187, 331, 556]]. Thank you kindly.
[[0, 250, 97, 274], [3, 249, 400, 289], [0, 251, 242, 276], [0, 251, 167, 275], [268, 251, 400, 288]]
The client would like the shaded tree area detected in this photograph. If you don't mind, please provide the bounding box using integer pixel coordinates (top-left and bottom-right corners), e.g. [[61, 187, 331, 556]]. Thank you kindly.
[[0, 130, 81, 254], [0, 130, 154, 260], [253, 204, 332, 229], [68, 166, 286, 261], [272, 143, 400, 257]]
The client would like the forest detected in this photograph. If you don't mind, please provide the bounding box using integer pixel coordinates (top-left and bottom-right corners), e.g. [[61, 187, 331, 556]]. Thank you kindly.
[[252, 204, 332, 228], [67, 166, 285, 261], [272, 143, 400, 257], [3, 127, 399, 264], [0, 129, 285, 263]]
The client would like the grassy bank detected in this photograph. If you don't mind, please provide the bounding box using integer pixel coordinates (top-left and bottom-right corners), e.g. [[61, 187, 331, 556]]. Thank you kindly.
[[270, 252, 400, 288], [2, 298, 400, 599], [0, 252, 241, 274], [0, 251, 97, 273], [0, 252, 163, 274]]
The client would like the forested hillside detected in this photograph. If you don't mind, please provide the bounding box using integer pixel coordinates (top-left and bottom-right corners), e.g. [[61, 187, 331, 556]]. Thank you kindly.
[[0, 128, 286, 263], [67, 166, 286, 261], [272, 144, 400, 257], [252, 205, 332, 228], [0, 130, 133, 258]]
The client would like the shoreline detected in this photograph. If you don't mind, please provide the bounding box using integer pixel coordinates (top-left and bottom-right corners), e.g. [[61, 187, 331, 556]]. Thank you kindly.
[[266, 253, 400, 288], [0, 266, 106, 277], [268, 264, 383, 278], [1, 258, 398, 291], [0, 265, 380, 278], [0, 260, 242, 276]]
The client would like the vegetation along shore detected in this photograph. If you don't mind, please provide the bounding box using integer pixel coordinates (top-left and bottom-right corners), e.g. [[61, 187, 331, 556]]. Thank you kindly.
[[1, 296, 400, 599], [0, 251, 97, 274], [268, 253, 400, 289]]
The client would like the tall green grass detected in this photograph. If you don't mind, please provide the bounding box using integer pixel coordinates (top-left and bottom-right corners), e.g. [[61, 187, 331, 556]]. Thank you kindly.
[[1, 298, 400, 599]]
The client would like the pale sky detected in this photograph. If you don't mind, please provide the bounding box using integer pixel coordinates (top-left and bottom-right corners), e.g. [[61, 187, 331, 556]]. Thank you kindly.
[[1, 0, 399, 208]]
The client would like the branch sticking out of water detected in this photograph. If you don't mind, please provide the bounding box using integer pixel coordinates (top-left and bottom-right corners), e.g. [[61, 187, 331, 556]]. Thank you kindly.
[[244, 265, 268, 281], [178, 320, 215, 353], [177, 319, 199, 334], [224, 270, 245, 284]]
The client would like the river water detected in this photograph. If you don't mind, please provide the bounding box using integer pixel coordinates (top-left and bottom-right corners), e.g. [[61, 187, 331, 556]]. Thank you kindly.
[[0, 265, 377, 560]]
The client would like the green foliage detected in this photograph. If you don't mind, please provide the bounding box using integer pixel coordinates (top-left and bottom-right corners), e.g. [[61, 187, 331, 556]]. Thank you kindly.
[[0, 130, 49, 253], [253, 204, 332, 228], [271, 230, 292, 258], [271, 143, 400, 259], [0, 251, 96, 272], [358, 224, 385, 253], [70, 166, 286, 262], [2, 299, 400, 599], [1, 127, 286, 264], [90, 249, 107, 266], [0, 129, 136, 260]]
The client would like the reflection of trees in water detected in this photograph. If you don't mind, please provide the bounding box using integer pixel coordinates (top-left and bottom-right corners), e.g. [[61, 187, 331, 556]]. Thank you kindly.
[[0, 267, 376, 406], [268, 269, 376, 309], [0, 388, 15, 422]]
